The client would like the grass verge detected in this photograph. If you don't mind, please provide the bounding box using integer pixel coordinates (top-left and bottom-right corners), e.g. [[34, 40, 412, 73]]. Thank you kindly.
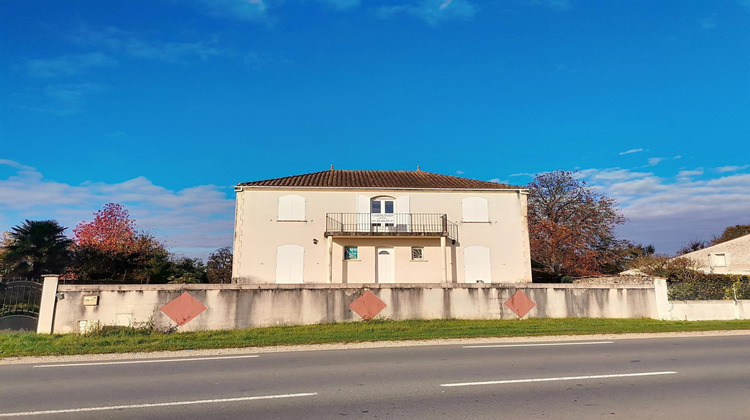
[[2, 318, 749, 359]]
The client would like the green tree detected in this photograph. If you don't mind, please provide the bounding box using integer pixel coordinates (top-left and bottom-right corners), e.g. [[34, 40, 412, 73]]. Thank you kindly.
[[1, 220, 72, 278], [206, 246, 233, 284], [712, 224, 750, 245], [167, 257, 208, 284], [527, 170, 626, 279]]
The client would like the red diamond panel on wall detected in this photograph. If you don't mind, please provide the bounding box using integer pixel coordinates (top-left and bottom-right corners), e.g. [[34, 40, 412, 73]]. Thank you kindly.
[[504, 290, 536, 318], [349, 290, 387, 320], [160, 292, 207, 326]]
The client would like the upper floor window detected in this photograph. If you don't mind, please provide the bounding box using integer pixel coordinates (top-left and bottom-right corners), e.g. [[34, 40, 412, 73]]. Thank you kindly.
[[278, 195, 305, 221], [371, 197, 395, 214], [371, 196, 395, 229], [462, 197, 489, 222]]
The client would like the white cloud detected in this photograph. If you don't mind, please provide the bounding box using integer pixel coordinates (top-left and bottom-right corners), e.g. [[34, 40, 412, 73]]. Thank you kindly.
[[71, 27, 228, 63], [619, 148, 644, 155], [580, 166, 750, 254], [646, 157, 664, 166], [677, 169, 704, 180], [376, 0, 476, 26], [0, 159, 234, 260], [27, 53, 117, 78], [509, 172, 535, 178], [716, 165, 749, 173], [578, 168, 652, 182]]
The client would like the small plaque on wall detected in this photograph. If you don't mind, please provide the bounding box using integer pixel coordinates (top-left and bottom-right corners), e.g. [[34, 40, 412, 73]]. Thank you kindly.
[[83, 296, 99, 306]]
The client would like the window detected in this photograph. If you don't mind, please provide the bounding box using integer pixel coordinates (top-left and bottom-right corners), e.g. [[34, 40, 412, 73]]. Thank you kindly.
[[371, 196, 395, 230], [278, 195, 305, 221], [710, 253, 728, 267], [344, 246, 358, 260], [411, 246, 424, 261], [462, 197, 489, 222]]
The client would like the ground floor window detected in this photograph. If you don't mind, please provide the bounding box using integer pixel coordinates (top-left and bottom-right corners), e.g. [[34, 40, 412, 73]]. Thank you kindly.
[[411, 246, 424, 261], [344, 246, 358, 260]]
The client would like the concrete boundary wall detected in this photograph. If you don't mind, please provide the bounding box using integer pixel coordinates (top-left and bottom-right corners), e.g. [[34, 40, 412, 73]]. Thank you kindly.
[[37, 279, 749, 334], [653, 279, 749, 321], [44, 281, 658, 334]]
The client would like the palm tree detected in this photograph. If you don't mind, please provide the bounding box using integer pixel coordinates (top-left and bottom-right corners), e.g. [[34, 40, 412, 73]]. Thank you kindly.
[[2, 220, 72, 278]]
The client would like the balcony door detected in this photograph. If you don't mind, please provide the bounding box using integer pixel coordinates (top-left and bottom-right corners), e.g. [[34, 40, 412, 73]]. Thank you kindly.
[[371, 197, 395, 232]]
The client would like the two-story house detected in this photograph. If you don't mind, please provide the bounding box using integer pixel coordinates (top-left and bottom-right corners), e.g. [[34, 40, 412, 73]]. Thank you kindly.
[[232, 168, 532, 284]]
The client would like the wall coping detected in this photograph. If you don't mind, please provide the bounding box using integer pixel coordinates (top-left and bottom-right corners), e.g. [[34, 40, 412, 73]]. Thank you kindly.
[[57, 282, 655, 292]]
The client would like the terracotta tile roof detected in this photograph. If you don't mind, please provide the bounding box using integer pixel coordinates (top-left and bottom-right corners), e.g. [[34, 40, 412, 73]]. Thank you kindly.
[[238, 169, 523, 190]]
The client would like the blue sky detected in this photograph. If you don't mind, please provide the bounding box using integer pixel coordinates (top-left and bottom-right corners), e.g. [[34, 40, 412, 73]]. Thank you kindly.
[[1, 0, 749, 258]]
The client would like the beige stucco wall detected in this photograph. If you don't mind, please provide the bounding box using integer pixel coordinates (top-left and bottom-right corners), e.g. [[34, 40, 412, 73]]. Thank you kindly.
[[49, 283, 658, 333], [680, 234, 750, 275], [232, 187, 532, 284]]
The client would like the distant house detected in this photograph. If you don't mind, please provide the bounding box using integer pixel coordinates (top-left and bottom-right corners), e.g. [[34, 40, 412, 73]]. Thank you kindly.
[[232, 168, 532, 284], [680, 234, 750, 275]]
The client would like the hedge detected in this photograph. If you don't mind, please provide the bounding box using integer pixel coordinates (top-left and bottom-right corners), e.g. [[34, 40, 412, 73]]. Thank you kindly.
[[668, 273, 750, 300]]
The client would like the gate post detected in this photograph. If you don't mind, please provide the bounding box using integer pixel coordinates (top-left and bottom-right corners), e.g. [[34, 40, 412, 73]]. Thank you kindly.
[[37, 275, 60, 334]]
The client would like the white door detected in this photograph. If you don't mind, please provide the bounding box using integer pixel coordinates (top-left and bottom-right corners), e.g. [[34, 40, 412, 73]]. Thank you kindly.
[[464, 246, 491, 283], [376, 247, 395, 283]]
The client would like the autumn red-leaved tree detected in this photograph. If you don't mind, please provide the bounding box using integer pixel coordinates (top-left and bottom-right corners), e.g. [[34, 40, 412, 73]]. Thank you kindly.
[[527, 170, 626, 279], [73, 203, 136, 253], [71, 203, 166, 283]]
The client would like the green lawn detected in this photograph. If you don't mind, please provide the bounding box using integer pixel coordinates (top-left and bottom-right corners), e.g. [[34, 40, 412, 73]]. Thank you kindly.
[[2, 318, 749, 358]]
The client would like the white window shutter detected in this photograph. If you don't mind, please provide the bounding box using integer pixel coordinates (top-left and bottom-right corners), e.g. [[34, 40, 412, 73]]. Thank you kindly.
[[462, 197, 489, 222], [356, 194, 370, 232], [464, 246, 492, 283], [278, 195, 305, 221], [395, 195, 411, 231], [276, 244, 304, 283]]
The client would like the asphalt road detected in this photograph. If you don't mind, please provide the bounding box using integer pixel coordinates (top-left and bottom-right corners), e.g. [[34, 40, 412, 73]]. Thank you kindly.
[[1, 334, 749, 419]]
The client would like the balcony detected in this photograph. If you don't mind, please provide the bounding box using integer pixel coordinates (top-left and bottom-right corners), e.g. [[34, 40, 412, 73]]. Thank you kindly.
[[325, 213, 458, 241]]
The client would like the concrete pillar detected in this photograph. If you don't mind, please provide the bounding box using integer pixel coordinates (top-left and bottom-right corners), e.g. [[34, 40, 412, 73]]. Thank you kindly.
[[327, 236, 333, 283], [37, 274, 60, 334], [653, 278, 671, 320], [441, 236, 447, 283]]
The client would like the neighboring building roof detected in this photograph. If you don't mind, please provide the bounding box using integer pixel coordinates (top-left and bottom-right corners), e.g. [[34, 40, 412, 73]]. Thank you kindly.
[[677, 233, 750, 274], [238, 169, 523, 190]]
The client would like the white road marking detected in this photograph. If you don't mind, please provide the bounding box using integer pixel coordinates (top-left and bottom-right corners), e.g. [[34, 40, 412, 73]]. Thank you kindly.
[[34, 354, 259, 368], [0, 392, 318, 417], [440, 371, 677, 387], [463, 341, 614, 348]]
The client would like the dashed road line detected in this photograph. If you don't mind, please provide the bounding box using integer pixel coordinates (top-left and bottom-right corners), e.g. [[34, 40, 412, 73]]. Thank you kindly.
[[441, 371, 677, 387], [0, 392, 318, 417]]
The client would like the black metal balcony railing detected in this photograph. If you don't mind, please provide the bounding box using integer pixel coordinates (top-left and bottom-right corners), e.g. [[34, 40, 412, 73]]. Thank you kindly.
[[325, 213, 458, 241]]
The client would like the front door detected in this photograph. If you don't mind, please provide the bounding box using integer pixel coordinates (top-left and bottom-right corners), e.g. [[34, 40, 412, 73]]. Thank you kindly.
[[376, 247, 395, 283]]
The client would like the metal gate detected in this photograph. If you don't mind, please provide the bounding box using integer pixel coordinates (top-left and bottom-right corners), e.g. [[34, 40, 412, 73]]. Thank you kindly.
[[0, 280, 43, 331]]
